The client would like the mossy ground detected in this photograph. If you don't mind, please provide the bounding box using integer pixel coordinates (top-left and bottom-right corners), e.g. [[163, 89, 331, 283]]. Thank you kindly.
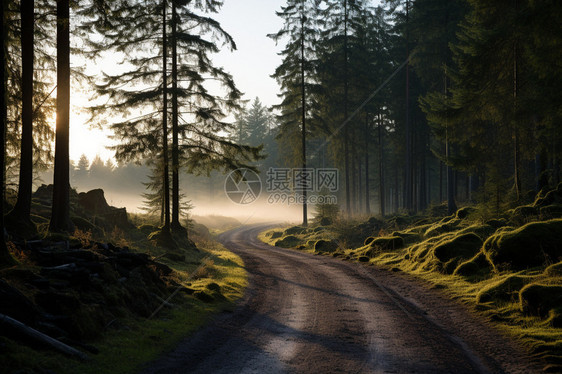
[[0, 224, 246, 374], [260, 190, 562, 371]]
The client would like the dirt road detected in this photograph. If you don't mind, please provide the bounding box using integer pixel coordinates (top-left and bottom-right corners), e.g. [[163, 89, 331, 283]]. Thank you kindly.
[[141, 224, 541, 373]]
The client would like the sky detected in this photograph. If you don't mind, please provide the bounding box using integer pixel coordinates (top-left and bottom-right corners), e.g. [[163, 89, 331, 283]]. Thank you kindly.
[[69, 0, 286, 163]]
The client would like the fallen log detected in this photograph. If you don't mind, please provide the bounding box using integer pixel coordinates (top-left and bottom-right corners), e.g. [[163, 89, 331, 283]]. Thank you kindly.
[[0, 313, 88, 360]]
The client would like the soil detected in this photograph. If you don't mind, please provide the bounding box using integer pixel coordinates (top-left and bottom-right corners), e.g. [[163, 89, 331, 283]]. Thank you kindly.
[[141, 224, 542, 374]]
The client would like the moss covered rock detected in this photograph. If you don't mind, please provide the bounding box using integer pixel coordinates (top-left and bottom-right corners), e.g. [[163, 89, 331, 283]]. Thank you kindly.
[[424, 217, 461, 238], [453, 252, 491, 278], [270, 231, 283, 239], [539, 204, 562, 219], [433, 233, 483, 274], [545, 262, 562, 277], [284, 226, 306, 235], [369, 236, 404, 251], [519, 283, 562, 317], [390, 231, 421, 246], [314, 239, 339, 253], [456, 206, 475, 220], [483, 219, 562, 270], [476, 275, 532, 304], [364, 237, 375, 246], [275, 235, 302, 248]]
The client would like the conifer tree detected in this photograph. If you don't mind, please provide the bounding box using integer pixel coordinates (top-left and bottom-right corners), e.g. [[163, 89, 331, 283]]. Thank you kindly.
[[1, 0, 14, 265], [50, 0, 74, 233], [270, 0, 321, 226], [84, 0, 260, 238]]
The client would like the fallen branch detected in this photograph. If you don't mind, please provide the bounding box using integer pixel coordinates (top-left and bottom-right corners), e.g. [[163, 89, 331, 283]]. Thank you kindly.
[[0, 313, 88, 360]]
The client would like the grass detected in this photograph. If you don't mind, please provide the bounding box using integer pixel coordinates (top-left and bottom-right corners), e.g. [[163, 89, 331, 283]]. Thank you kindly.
[[0, 230, 247, 374]]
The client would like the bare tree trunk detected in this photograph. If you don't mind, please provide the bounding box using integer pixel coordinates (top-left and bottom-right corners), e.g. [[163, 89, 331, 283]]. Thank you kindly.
[[50, 0, 74, 233]]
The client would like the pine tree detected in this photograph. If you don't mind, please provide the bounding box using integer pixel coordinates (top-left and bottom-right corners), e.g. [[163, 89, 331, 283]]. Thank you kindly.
[[84, 0, 261, 238], [1, 0, 15, 265], [50, 0, 74, 233], [6, 0, 37, 236], [270, 0, 322, 226]]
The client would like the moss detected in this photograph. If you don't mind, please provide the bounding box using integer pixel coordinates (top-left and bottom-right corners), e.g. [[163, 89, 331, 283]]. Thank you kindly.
[[519, 283, 562, 317], [545, 307, 562, 328], [485, 218, 508, 229], [455, 224, 495, 241], [270, 231, 282, 239], [284, 226, 306, 235], [483, 219, 562, 270], [455, 206, 475, 219], [476, 275, 533, 304], [509, 205, 539, 225], [364, 237, 375, 246], [314, 239, 339, 253], [390, 231, 421, 245], [545, 262, 562, 277], [274, 235, 302, 248], [540, 204, 562, 219], [424, 217, 461, 238], [370, 236, 404, 251], [453, 252, 491, 278], [433, 233, 483, 274]]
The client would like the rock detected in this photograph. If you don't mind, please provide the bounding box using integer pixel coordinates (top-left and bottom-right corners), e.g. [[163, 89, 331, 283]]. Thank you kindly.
[[274, 235, 302, 248], [314, 239, 339, 253], [77, 189, 133, 230], [483, 219, 562, 270], [369, 236, 404, 251]]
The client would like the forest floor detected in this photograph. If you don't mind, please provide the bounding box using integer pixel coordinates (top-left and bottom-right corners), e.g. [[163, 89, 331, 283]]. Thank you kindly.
[[0, 187, 247, 374], [261, 184, 562, 373]]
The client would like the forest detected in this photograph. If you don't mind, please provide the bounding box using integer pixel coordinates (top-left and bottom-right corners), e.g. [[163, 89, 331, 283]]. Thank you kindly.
[[1, 0, 562, 372]]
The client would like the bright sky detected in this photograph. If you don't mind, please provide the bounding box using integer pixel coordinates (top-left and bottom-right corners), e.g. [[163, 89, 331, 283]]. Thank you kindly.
[[69, 0, 286, 163]]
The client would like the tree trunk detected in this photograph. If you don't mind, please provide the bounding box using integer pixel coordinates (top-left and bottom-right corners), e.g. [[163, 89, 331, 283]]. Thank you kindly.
[[364, 112, 370, 215], [170, 1, 182, 232], [9, 0, 35, 235], [300, 12, 307, 227], [378, 112, 385, 217], [161, 0, 171, 234], [0, 1, 14, 265], [404, 0, 412, 213], [342, 6, 350, 218], [50, 0, 74, 233]]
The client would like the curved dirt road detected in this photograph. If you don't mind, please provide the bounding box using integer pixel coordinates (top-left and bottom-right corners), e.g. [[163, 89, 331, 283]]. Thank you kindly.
[[141, 224, 541, 374]]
